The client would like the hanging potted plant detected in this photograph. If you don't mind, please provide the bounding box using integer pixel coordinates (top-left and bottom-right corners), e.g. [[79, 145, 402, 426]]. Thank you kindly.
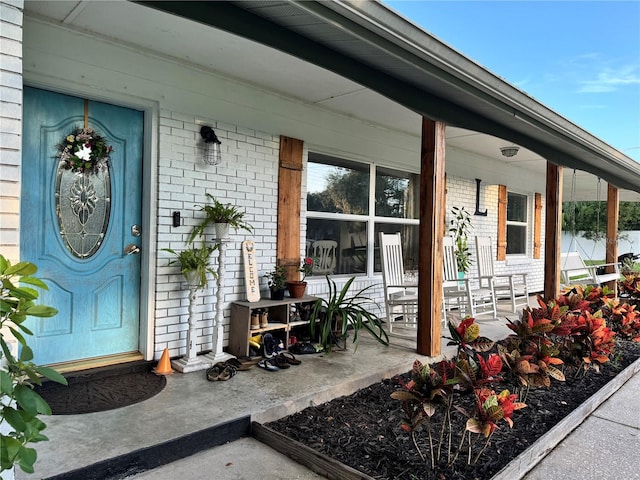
[[449, 206, 473, 275], [264, 265, 287, 300], [309, 276, 389, 352], [163, 242, 218, 289], [189, 193, 253, 242], [286, 257, 313, 298]]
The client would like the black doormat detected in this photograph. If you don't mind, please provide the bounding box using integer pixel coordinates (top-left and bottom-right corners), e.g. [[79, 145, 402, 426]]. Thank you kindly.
[[35, 361, 167, 415]]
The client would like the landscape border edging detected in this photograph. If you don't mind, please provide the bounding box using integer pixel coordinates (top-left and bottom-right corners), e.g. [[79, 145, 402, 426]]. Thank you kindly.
[[491, 355, 640, 480], [252, 355, 640, 480]]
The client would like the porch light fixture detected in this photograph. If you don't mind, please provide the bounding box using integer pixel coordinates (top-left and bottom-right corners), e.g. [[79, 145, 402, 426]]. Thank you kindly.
[[201, 126, 222, 165], [500, 146, 520, 158]]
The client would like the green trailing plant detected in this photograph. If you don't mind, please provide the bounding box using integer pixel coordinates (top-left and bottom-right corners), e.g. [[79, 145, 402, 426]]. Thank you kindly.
[[309, 276, 389, 352], [263, 265, 287, 291], [0, 255, 67, 475], [163, 242, 218, 289], [188, 193, 253, 242], [449, 206, 472, 274]]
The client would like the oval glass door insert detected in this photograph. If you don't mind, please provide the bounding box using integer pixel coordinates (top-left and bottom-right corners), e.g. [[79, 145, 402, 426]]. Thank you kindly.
[[55, 166, 111, 259]]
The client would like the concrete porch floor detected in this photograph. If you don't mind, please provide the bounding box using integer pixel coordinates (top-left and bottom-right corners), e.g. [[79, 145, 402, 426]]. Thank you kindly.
[[16, 303, 521, 480]]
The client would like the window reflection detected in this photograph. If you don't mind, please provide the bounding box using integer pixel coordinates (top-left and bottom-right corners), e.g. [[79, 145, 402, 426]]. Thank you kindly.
[[374, 224, 419, 272], [306, 152, 419, 277], [375, 167, 419, 219], [306, 219, 367, 275], [507, 192, 528, 255], [307, 154, 369, 215]]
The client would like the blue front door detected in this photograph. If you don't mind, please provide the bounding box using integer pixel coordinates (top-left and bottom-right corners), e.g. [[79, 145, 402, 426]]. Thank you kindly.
[[21, 87, 143, 365]]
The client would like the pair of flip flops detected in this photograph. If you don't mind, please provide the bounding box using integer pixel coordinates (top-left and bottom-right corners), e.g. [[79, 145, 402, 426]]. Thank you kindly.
[[257, 352, 301, 372], [225, 357, 257, 371], [278, 351, 301, 365], [206, 361, 237, 381], [257, 358, 280, 371]]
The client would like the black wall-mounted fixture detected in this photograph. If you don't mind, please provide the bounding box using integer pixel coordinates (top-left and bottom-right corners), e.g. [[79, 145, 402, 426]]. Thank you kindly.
[[200, 126, 222, 165], [474, 178, 488, 216], [172, 211, 181, 228]]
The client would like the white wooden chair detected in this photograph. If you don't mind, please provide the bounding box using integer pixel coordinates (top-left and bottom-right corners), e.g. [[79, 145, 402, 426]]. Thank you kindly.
[[443, 236, 496, 320], [475, 236, 529, 313], [311, 240, 337, 276], [379, 232, 418, 335], [560, 251, 620, 286]]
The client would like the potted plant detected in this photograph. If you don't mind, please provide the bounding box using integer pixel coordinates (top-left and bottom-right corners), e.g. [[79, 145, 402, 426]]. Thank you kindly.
[[309, 275, 389, 352], [164, 242, 218, 289], [286, 257, 314, 298], [189, 193, 253, 242], [264, 265, 287, 300], [449, 206, 472, 275]]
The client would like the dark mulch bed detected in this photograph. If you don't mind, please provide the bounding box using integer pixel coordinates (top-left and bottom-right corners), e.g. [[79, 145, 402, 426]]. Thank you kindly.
[[267, 340, 640, 480]]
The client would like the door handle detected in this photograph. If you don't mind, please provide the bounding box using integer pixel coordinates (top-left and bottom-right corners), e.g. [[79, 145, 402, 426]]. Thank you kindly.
[[124, 244, 140, 255]]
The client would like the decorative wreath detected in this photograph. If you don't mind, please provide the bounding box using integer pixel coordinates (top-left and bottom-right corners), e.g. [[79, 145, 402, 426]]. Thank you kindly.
[[56, 127, 112, 174]]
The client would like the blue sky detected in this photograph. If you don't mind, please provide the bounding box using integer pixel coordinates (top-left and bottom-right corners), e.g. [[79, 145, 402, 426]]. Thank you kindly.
[[385, 1, 640, 161]]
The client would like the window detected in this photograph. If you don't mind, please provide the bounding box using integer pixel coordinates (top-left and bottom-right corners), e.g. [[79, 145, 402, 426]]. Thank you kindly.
[[306, 153, 419, 277], [506, 192, 528, 255]]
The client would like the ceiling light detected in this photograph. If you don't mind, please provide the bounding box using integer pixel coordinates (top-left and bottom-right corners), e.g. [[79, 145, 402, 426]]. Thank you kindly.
[[500, 146, 520, 158]]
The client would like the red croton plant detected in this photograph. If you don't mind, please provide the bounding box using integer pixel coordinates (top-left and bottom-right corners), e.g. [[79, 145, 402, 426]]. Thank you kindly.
[[392, 284, 640, 471]]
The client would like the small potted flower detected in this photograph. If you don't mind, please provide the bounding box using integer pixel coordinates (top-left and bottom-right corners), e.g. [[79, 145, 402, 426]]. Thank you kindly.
[[264, 265, 287, 300], [286, 257, 314, 298]]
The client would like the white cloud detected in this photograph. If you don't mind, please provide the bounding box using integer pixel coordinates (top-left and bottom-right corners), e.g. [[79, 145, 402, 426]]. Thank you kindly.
[[578, 65, 640, 93]]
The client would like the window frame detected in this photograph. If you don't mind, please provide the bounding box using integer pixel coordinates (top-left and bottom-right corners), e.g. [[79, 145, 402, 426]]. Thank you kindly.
[[505, 190, 530, 257], [305, 151, 419, 278]]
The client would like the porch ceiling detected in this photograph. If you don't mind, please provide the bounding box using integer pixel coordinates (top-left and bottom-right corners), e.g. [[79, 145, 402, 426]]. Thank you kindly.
[[22, 0, 640, 201]]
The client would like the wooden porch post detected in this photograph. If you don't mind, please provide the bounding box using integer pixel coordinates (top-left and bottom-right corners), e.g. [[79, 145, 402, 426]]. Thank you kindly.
[[606, 183, 619, 294], [418, 118, 446, 356], [277, 136, 304, 280], [544, 162, 563, 300]]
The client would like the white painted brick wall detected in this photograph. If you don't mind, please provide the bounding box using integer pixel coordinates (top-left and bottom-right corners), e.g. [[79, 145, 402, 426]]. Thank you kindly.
[[446, 176, 545, 294], [154, 111, 280, 359], [0, 0, 23, 263]]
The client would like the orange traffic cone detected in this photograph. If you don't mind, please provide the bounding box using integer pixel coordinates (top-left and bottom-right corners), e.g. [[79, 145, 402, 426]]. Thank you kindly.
[[153, 347, 174, 375]]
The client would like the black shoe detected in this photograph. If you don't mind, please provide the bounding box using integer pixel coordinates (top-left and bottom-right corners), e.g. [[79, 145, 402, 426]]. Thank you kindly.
[[262, 333, 279, 358]]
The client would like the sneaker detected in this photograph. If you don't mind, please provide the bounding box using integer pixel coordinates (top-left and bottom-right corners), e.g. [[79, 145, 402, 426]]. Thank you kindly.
[[262, 333, 279, 358]]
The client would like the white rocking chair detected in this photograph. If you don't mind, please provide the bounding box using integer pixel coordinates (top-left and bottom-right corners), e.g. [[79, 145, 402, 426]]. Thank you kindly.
[[475, 236, 529, 313], [379, 232, 418, 336], [311, 240, 337, 276], [443, 236, 497, 320]]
